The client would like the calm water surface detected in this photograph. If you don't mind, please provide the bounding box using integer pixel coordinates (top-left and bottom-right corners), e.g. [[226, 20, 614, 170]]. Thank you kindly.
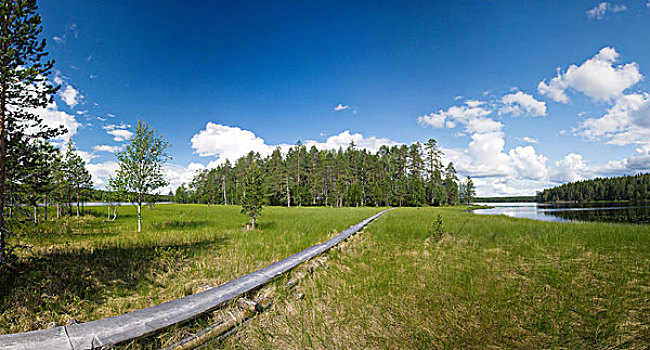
[[472, 202, 650, 224]]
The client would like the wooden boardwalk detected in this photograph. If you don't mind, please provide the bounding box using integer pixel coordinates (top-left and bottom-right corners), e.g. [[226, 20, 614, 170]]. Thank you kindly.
[[0, 209, 391, 350]]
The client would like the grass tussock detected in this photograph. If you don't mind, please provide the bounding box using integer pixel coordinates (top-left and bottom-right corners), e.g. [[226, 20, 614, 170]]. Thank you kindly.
[[221, 207, 650, 349]]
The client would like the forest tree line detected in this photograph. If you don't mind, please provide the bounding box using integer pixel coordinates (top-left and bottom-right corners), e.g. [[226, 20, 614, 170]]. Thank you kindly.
[[536, 173, 650, 203], [176, 139, 470, 207]]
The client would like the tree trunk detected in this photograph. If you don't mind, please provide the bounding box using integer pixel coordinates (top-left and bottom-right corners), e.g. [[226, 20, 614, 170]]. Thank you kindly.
[[251, 217, 255, 230], [44, 195, 48, 221], [137, 194, 142, 232], [0, 68, 7, 261], [112, 206, 117, 221], [76, 186, 80, 217], [286, 177, 290, 207], [222, 179, 227, 205], [33, 206, 37, 226], [107, 205, 110, 219]]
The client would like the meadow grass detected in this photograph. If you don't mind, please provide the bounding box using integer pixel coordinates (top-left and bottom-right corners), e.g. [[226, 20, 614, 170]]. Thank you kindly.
[[221, 207, 650, 349], [0, 204, 384, 334]]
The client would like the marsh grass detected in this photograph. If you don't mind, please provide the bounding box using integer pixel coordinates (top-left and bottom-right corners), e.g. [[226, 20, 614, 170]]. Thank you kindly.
[[0, 204, 384, 334], [222, 207, 650, 349]]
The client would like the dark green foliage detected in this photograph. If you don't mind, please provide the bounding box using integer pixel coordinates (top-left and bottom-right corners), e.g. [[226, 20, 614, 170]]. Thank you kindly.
[[537, 173, 650, 203], [460, 176, 475, 204], [0, 0, 64, 263], [185, 139, 460, 208], [240, 161, 264, 229], [64, 139, 92, 216]]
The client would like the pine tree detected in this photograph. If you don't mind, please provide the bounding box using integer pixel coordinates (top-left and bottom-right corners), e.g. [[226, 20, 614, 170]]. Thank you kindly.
[[443, 162, 459, 205], [0, 0, 63, 262], [462, 176, 476, 204], [64, 140, 92, 216]]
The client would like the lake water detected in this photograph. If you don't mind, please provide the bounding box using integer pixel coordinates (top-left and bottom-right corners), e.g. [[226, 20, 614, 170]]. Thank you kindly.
[[82, 202, 172, 207], [472, 202, 650, 224]]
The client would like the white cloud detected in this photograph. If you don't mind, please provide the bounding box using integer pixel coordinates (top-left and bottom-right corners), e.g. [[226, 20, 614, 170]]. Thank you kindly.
[[27, 101, 80, 142], [520, 136, 538, 144], [163, 163, 206, 193], [417, 112, 446, 128], [500, 91, 546, 117], [85, 161, 119, 189], [547, 151, 649, 183], [576, 92, 650, 145], [93, 144, 122, 153], [550, 153, 589, 182], [418, 100, 494, 133], [466, 131, 511, 177], [334, 103, 350, 111], [60, 84, 82, 108], [304, 130, 398, 153], [538, 47, 642, 103], [75, 150, 96, 163], [191, 123, 271, 161], [508, 146, 548, 181], [191, 123, 398, 167], [586, 2, 627, 19], [103, 123, 133, 142]]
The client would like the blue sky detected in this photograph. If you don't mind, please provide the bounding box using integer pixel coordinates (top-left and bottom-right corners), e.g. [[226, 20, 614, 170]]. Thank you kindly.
[[36, 0, 650, 195]]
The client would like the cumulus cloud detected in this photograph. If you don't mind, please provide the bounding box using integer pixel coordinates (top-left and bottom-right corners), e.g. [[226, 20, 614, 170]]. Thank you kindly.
[[103, 123, 133, 142], [191, 123, 398, 167], [586, 2, 626, 19], [60, 84, 82, 108], [85, 161, 119, 189], [418, 98, 553, 194], [191, 123, 271, 161], [538, 47, 642, 103], [304, 130, 398, 153], [26, 101, 80, 142], [93, 144, 122, 153], [163, 162, 207, 192], [508, 146, 548, 180], [500, 91, 546, 117], [549, 153, 589, 182], [576, 92, 650, 145], [418, 100, 495, 133]]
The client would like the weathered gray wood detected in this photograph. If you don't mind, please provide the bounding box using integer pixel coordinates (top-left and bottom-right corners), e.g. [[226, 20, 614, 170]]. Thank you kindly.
[[0, 209, 391, 350], [0, 327, 72, 350]]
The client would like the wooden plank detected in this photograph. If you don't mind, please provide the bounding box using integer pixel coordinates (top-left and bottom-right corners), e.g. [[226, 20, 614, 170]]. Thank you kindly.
[[0, 208, 391, 350]]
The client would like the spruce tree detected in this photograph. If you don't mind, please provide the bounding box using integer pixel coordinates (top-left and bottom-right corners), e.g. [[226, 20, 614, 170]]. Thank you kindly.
[[241, 161, 263, 229]]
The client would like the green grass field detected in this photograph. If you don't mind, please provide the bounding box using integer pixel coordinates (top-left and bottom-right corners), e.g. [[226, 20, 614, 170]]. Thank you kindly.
[[222, 207, 650, 349], [2, 205, 649, 349], [0, 204, 383, 334]]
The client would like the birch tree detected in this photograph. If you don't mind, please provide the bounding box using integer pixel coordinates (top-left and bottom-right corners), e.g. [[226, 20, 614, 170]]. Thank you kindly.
[[114, 120, 169, 232]]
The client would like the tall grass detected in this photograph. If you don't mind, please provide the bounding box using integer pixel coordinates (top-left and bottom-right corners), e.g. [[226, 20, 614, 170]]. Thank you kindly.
[[223, 207, 650, 349], [0, 204, 384, 334]]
